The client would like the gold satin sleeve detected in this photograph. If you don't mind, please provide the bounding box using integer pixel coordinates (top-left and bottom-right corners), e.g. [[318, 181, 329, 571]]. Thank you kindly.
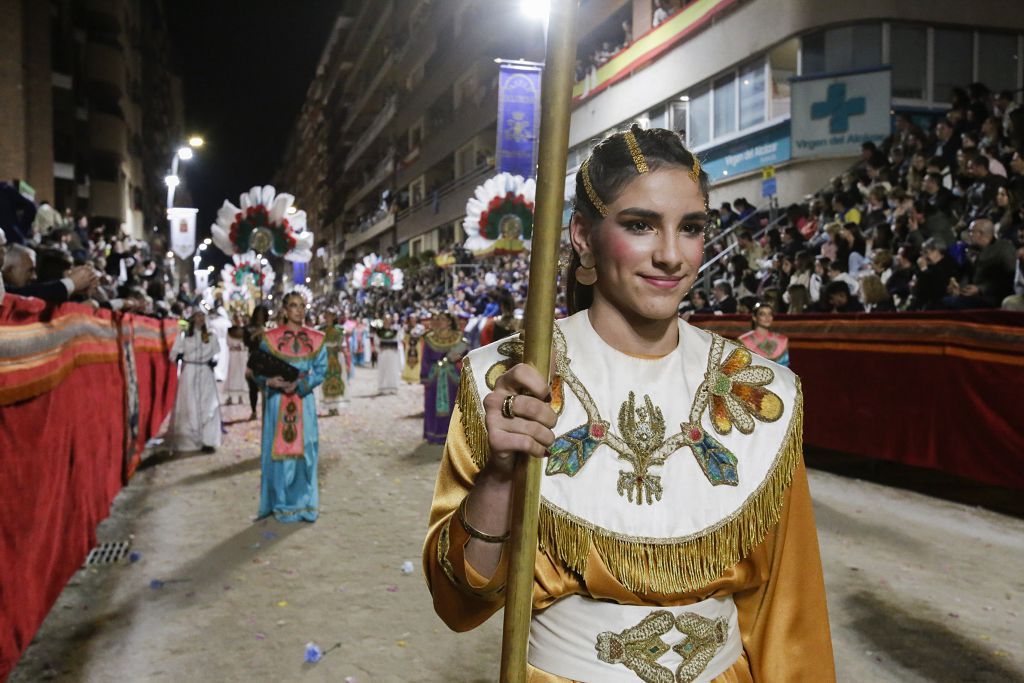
[[423, 400, 835, 681]]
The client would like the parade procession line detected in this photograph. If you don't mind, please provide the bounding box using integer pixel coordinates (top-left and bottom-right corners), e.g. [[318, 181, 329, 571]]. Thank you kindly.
[[10, 367, 1024, 682]]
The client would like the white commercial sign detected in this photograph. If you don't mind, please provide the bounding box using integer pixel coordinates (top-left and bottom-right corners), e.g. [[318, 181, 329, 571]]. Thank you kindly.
[[168, 207, 198, 259], [790, 68, 891, 159]]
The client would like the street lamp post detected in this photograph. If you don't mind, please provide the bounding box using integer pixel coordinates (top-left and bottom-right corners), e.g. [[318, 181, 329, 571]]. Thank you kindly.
[[165, 136, 203, 209]]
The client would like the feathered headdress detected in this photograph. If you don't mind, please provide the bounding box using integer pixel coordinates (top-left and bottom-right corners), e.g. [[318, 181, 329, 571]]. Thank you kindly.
[[352, 253, 404, 291], [220, 251, 275, 296], [463, 173, 535, 255], [212, 185, 313, 262]]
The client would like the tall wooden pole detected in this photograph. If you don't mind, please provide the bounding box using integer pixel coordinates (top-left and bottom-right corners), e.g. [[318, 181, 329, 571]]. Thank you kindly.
[[499, 1, 578, 680]]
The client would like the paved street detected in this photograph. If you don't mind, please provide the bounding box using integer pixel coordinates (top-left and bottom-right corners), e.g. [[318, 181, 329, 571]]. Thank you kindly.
[[11, 367, 1024, 682]]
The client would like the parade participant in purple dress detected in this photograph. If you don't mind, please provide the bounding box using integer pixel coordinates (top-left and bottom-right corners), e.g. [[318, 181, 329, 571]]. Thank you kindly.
[[420, 313, 468, 444]]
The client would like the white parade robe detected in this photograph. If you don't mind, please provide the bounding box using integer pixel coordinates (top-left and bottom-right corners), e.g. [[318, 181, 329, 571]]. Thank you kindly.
[[167, 331, 222, 451], [208, 310, 231, 382], [376, 328, 402, 394]]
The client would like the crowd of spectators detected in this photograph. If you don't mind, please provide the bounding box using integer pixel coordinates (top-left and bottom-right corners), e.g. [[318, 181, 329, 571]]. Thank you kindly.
[[0, 185, 176, 316], [574, 0, 700, 82], [684, 82, 1024, 317], [345, 250, 539, 329]]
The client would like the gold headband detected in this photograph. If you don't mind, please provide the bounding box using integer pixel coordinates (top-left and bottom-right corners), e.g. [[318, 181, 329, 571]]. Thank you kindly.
[[623, 130, 649, 174], [689, 155, 701, 184], [581, 158, 608, 217]]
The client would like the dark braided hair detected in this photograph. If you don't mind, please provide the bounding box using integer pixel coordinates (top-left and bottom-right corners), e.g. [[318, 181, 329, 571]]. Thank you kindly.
[[567, 123, 710, 313]]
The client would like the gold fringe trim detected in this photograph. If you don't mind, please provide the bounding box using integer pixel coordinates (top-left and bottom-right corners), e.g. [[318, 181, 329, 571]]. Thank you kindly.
[[538, 380, 804, 595], [456, 358, 490, 470]]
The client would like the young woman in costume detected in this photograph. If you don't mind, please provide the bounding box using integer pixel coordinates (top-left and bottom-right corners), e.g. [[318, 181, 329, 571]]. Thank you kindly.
[[243, 305, 269, 420], [167, 309, 222, 453], [224, 311, 249, 406], [373, 314, 403, 395], [737, 302, 790, 367], [319, 308, 347, 415], [253, 292, 327, 522], [420, 312, 468, 444], [424, 125, 834, 681]]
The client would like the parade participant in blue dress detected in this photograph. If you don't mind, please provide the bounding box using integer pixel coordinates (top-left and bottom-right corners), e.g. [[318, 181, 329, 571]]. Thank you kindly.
[[254, 292, 327, 522]]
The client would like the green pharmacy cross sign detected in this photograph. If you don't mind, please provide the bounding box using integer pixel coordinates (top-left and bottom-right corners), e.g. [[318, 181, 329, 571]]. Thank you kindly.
[[810, 83, 866, 134]]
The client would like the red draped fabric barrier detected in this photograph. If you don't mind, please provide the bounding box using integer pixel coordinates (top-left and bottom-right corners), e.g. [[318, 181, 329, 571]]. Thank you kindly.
[[692, 311, 1024, 491], [0, 295, 178, 679]]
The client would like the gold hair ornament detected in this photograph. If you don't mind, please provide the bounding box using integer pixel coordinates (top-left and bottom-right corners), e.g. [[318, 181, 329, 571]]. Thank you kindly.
[[689, 155, 702, 184], [581, 158, 608, 217], [623, 130, 649, 175]]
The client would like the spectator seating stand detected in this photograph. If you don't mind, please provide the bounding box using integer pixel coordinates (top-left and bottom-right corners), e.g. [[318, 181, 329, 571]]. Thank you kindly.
[[692, 310, 1024, 491]]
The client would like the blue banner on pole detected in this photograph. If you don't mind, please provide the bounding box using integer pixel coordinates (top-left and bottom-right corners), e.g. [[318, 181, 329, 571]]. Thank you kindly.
[[496, 64, 542, 179], [292, 261, 307, 286]]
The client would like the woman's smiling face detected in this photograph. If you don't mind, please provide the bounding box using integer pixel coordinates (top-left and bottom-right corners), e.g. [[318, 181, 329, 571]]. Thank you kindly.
[[572, 166, 706, 323]]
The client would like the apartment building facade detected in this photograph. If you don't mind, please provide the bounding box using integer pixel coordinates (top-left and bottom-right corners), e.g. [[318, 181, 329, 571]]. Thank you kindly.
[[0, 0, 183, 239], [278, 0, 1024, 266]]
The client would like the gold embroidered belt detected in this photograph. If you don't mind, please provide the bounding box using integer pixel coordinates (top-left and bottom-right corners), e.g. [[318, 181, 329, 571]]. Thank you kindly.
[[528, 595, 741, 683]]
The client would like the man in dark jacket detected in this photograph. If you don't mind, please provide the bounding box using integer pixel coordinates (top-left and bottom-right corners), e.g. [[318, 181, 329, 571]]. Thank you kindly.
[[943, 219, 1016, 308], [913, 238, 959, 309], [2, 244, 96, 304]]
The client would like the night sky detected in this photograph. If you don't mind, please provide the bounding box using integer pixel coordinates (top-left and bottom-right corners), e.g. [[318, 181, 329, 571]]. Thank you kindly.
[[165, 1, 340, 248]]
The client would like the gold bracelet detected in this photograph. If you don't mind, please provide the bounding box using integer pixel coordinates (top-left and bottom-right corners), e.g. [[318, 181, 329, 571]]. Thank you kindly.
[[457, 496, 510, 543]]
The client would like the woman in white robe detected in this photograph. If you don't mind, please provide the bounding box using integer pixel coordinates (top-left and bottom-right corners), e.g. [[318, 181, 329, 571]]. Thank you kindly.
[[374, 319, 402, 395], [168, 311, 223, 453], [224, 318, 249, 405]]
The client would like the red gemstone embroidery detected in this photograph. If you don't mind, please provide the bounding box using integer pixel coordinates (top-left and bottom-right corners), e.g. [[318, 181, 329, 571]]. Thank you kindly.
[[590, 423, 606, 438], [689, 427, 702, 441]]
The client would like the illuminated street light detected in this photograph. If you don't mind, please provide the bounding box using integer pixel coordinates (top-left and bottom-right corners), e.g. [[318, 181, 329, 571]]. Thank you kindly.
[[177, 147, 194, 161], [203, 237, 212, 245], [188, 136, 205, 148], [166, 251, 174, 258], [520, 0, 549, 19], [286, 206, 298, 215], [164, 174, 180, 188], [199, 244, 207, 251]]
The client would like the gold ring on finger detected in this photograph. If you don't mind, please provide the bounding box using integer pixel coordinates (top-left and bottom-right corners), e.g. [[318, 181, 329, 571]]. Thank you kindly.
[[501, 394, 518, 420]]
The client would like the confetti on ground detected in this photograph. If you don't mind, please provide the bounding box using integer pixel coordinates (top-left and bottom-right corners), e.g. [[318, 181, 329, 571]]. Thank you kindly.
[[395, 640, 407, 648], [255, 633, 266, 641], [149, 579, 165, 590], [400, 561, 415, 575], [128, 551, 142, 563], [261, 531, 278, 540], [277, 600, 288, 607], [386, 585, 399, 592], [304, 642, 323, 663]]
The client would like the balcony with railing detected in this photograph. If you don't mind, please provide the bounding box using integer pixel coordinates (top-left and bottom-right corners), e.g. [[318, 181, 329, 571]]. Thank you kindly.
[[345, 155, 395, 212], [395, 163, 494, 243], [343, 0, 394, 95], [345, 210, 396, 251], [389, 6, 517, 135], [83, 0, 124, 31], [343, 95, 398, 172], [397, 87, 497, 187], [88, 112, 128, 158], [85, 42, 126, 95], [342, 51, 396, 133]]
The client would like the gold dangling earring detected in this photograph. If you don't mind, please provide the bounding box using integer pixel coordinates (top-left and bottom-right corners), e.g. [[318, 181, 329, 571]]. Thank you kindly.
[[576, 252, 597, 286]]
